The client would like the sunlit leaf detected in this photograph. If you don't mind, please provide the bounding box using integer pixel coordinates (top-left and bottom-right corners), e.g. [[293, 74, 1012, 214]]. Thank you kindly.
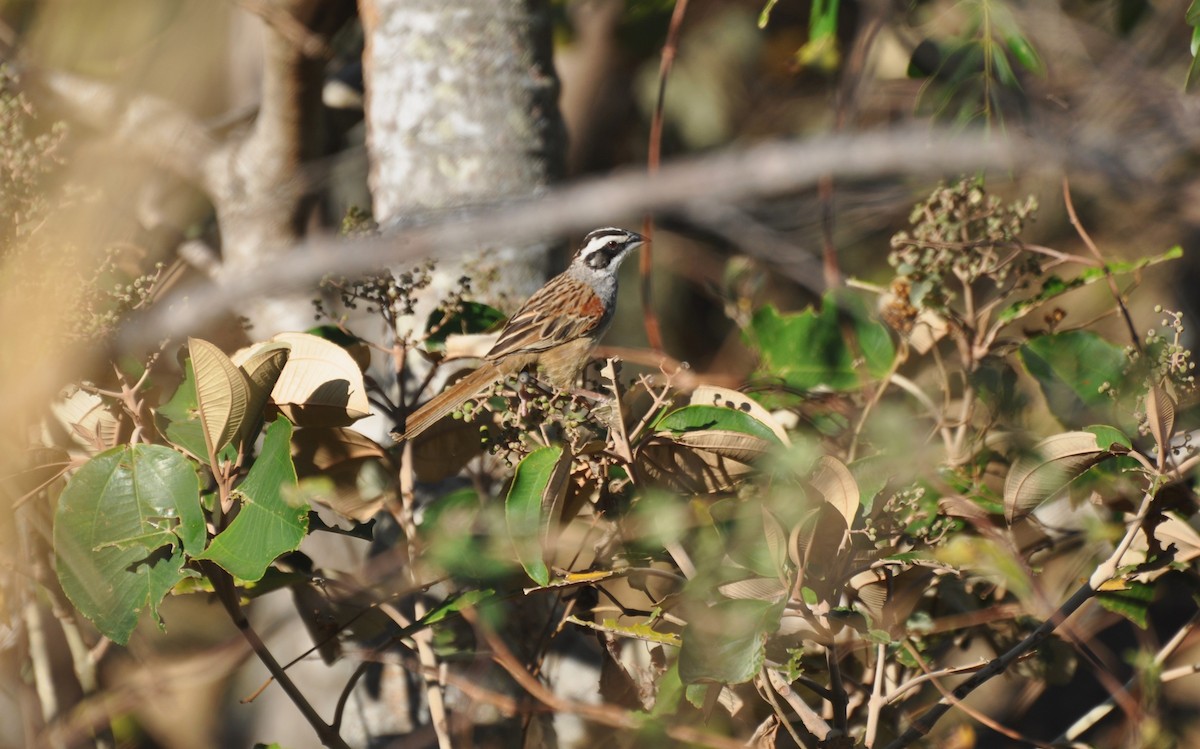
[[196, 419, 306, 582], [505, 446, 565, 586], [234, 341, 291, 446], [690, 385, 790, 445], [270, 332, 371, 427], [189, 337, 250, 459], [1096, 581, 1152, 629], [747, 295, 893, 392], [1144, 385, 1176, 462], [655, 404, 782, 445], [54, 445, 203, 644]]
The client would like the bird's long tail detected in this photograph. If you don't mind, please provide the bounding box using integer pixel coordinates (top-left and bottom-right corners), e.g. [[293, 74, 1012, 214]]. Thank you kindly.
[[401, 362, 503, 441]]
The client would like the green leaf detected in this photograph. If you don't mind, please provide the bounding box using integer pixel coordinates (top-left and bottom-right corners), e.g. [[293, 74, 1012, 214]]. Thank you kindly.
[[678, 598, 781, 686], [505, 446, 566, 586], [757, 0, 780, 28], [1005, 31, 1044, 76], [1188, 36, 1200, 92], [1083, 424, 1133, 451], [746, 295, 893, 392], [155, 358, 208, 462], [1019, 331, 1127, 428], [991, 45, 1018, 88], [196, 420, 306, 582], [418, 588, 497, 627], [998, 246, 1181, 324], [1097, 581, 1153, 629], [655, 404, 782, 445], [54, 445, 203, 644], [424, 301, 506, 349]]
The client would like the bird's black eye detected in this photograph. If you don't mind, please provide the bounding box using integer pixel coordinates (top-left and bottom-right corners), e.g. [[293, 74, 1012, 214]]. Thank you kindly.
[[606, 241, 618, 250]]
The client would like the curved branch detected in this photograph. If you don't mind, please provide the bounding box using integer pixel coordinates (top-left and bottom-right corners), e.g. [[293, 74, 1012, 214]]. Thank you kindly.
[[114, 126, 1054, 352]]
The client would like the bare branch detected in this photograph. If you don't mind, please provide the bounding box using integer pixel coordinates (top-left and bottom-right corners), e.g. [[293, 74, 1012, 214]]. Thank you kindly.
[[115, 126, 1054, 353]]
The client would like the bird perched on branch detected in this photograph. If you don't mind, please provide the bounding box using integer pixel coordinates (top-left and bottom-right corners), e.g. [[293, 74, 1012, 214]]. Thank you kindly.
[[399, 227, 646, 441]]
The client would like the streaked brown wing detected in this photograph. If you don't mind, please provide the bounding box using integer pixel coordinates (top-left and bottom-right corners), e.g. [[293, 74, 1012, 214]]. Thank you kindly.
[[486, 275, 606, 360]]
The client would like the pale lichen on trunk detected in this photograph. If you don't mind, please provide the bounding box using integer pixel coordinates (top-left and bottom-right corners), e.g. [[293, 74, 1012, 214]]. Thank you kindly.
[[361, 0, 565, 308]]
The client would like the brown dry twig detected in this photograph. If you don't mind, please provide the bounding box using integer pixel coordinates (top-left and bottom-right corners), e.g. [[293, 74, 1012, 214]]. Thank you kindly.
[[461, 606, 749, 749], [640, 0, 692, 353]]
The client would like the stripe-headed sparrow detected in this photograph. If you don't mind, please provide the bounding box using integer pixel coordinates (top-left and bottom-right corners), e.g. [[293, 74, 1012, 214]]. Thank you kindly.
[[400, 227, 645, 440]]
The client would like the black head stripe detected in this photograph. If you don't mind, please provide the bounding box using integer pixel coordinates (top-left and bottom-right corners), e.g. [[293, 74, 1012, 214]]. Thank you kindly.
[[586, 245, 623, 269], [577, 228, 641, 270]]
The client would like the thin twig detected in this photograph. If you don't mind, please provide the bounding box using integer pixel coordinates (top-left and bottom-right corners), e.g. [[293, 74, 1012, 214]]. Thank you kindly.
[[882, 582, 1096, 749], [462, 606, 749, 749], [1061, 177, 1141, 351], [901, 642, 1055, 748], [397, 440, 453, 749], [203, 562, 350, 749], [641, 0, 691, 352]]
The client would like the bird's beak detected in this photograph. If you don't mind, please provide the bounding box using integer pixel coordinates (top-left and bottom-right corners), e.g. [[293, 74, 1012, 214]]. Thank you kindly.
[[627, 230, 647, 248]]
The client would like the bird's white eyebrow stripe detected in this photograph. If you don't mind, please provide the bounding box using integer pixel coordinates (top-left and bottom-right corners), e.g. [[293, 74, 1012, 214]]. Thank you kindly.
[[580, 229, 629, 255]]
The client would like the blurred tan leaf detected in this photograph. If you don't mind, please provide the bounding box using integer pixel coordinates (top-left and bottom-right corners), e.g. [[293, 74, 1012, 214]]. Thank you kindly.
[[717, 577, 787, 603], [1003, 431, 1118, 523], [291, 427, 391, 522], [635, 434, 754, 493], [270, 332, 370, 427], [1145, 385, 1176, 463], [810, 455, 860, 526], [672, 429, 774, 463], [50, 386, 122, 452]]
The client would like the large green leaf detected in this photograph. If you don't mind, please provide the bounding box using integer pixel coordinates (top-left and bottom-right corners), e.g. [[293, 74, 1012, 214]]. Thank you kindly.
[[1019, 331, 1127, 428], [505, 446, 567, 586], [54, 445, 203, 644], [746, 295, 893, 392], [678, 598, 781, 686], [196, 420, 305, 582]]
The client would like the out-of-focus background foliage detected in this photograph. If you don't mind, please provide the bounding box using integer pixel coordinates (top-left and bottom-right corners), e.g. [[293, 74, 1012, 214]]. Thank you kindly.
[[5, 1, 1200, 747]]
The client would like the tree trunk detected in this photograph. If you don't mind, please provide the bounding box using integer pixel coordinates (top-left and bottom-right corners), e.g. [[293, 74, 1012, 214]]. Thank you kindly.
[[360, 0, 565, 302]]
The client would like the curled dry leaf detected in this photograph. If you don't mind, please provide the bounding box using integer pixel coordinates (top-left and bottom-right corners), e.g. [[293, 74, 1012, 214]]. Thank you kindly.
[[1145, 384, 1176, 464], [717, 577, 788, 603], [270, 332, 371, 427], [50, 386, 122, 452], [292, 427, 391, 522], [1003, 431, 1122, 523], [232, 341, 291, 445], [809, 455, 860, 527]]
